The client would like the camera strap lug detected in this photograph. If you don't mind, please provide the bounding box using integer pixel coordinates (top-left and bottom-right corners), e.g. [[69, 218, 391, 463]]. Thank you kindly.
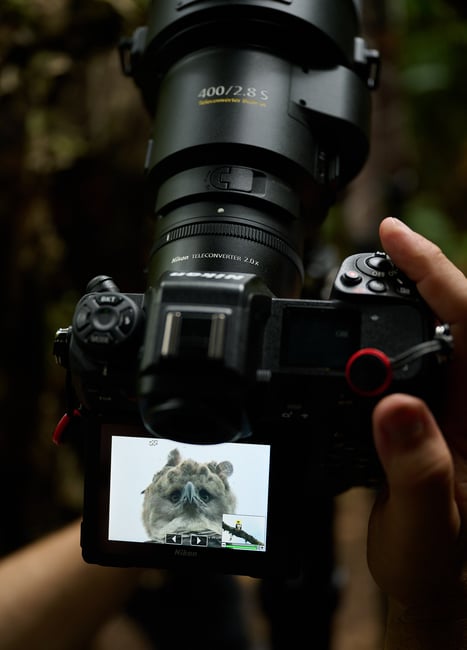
[[390, 323, 454, 369], [345, 324, 453, 397], [52, 407, 82, 445], [118, 26, 147, 78], [354, 37, 381, 90]]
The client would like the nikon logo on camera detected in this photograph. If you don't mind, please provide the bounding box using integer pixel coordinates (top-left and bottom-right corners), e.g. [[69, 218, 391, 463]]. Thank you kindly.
[[169, 272, 246, 281], [173, 549, 199, 558]]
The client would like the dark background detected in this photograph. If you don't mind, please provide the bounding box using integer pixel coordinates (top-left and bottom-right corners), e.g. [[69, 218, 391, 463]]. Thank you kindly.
[[0, 0, 466, 576]]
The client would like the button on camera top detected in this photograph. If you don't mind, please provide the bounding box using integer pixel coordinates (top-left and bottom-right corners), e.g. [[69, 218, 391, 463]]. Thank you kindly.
[[88, 331, 115, 345], [340, 270, 363, 287], [96, 294, 124, 307], [120, 308, 136, 334], [394, 276, 414, 297], [75, 307, 91, 331], [367, 280, 386, 293], [72, 292, 141, 349], [91, 306, 120, 331], [331, 252, 420, 303], [365, 255, 394, 273], [355, 253, 394, 278]]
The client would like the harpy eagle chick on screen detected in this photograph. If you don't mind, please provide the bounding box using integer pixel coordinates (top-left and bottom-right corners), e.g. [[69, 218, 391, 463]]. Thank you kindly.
[[142, 448, 236, 545]]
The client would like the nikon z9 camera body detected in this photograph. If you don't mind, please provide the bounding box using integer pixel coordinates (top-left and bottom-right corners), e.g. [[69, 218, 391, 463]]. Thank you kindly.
[[53, 0, 451, 578]]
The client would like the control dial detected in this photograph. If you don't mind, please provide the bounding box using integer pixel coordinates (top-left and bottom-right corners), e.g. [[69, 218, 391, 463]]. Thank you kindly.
[[72, 292, 142, 352]]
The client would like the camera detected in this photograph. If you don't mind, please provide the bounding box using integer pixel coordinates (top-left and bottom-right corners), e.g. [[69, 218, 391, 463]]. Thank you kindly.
[[53, 0, 452, 577]]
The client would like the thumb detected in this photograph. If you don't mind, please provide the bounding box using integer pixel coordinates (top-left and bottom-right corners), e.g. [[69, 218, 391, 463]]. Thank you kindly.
[[369, 394, 460, 603], [373, 394, 454, 499]]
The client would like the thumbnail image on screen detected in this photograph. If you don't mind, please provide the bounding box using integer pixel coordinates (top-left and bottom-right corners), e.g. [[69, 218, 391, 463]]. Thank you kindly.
[[108, 436, 270, 552]]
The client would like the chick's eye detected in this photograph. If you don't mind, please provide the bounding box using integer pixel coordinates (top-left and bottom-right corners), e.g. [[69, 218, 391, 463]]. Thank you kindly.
[[198, 489, 211, 503], [169, 490, 181, 503]]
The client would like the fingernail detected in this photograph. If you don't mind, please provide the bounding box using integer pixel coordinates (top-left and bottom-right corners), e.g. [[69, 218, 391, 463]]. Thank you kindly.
[[381, 409, 425, 453]]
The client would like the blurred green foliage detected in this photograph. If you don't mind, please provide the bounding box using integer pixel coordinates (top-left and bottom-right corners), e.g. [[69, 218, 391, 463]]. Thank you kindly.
[[395, 0, 467, 269]]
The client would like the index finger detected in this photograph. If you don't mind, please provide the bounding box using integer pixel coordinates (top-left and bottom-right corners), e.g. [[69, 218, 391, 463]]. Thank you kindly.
[[379, 217, 467, 325]]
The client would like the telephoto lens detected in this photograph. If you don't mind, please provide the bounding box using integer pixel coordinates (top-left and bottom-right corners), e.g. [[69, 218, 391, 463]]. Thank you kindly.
[[123, 0, 379, 298], [118, 0, 380, 441]]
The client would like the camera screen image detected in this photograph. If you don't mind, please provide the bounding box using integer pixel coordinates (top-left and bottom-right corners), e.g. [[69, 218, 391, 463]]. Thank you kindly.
[[107, 435, 270, 553]]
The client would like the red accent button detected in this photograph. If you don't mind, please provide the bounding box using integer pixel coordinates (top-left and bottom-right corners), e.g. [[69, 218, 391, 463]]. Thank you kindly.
[[345, 348, 393, 397]]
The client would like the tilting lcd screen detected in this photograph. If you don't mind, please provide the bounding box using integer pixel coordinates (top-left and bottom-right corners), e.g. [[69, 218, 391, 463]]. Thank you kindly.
[[108, 436, 270, 553]]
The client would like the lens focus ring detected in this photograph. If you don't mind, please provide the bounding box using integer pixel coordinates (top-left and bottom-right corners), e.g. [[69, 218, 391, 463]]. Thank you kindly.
[[155, 221, 299, 262]]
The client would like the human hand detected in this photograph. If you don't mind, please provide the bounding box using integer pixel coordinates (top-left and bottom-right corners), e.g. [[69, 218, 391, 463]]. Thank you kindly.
[[367, 218, 467, 644]]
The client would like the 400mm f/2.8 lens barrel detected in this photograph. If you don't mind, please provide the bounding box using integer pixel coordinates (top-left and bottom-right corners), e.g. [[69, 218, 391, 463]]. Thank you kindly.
[[122, 0, 379, 298]]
